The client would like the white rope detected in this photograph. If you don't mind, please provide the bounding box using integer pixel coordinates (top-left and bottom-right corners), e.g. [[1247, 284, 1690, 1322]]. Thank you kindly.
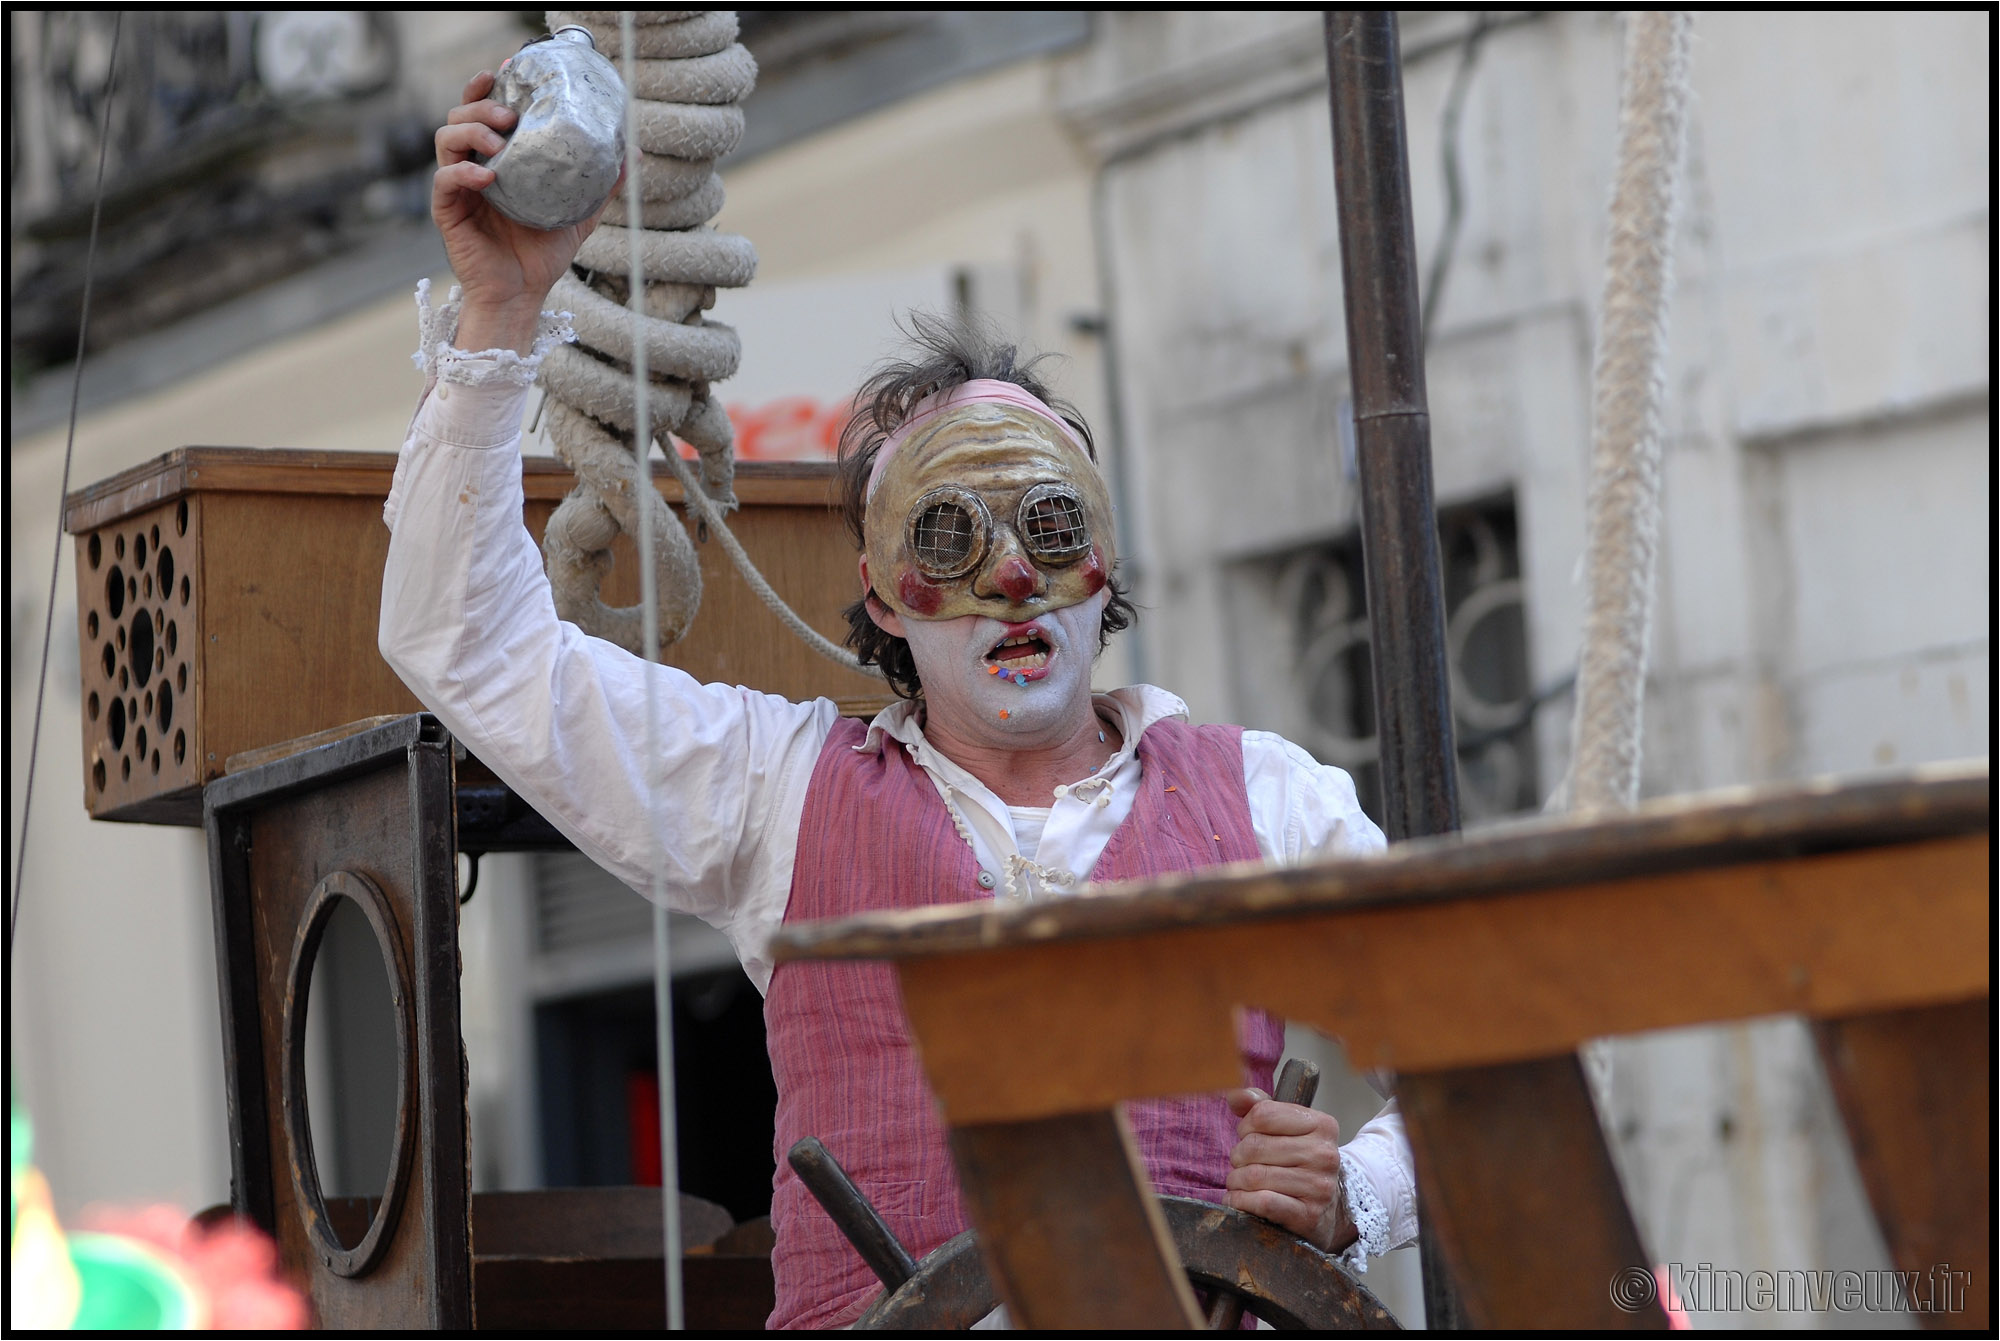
[[654, 437, 872, 671], [1565, 11, 1694, 816], [535, 8, 874, 678], [536, 7, 747, 657], [616, 12, 684, 1331], [1564, 11, 1694, 1110]]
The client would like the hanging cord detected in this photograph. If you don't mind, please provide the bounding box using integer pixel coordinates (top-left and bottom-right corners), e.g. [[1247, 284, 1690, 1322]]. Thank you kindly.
[[620, 13, 685, 1332], [1564, 10, 1694, 816], [1421, 11, 1493, 344], [653, 432, 873, 671], [9, 12, 124, 966]]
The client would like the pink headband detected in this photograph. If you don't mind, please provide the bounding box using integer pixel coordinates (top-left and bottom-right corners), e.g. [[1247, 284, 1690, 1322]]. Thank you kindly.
[[864, 379, 1090, 500]]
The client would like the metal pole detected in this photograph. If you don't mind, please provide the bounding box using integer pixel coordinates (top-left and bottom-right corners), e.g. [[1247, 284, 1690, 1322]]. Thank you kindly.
[[1323, 9, 1465, 1329]]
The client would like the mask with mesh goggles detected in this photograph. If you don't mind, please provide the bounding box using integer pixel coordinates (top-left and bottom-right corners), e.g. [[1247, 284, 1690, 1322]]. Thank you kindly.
[[863, 398, 1115, 623]]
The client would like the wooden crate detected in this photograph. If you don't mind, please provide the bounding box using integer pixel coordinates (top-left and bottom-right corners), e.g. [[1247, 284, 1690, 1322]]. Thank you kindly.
[[66, 448, 891, 825]]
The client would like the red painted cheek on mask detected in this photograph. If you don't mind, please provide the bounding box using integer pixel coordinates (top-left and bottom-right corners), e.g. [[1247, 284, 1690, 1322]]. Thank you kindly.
[[897, 570, 945, 616], [1081, 547, 1107, 596], [993, 556, 1039, 603]]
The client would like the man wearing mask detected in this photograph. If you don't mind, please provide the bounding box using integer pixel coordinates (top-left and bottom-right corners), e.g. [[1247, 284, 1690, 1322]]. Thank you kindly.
[[381, 72, 1416, 1328]]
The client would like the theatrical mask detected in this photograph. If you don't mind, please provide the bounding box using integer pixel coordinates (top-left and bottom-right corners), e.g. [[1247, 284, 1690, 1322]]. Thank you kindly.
[[864, 402, 1117, 623]]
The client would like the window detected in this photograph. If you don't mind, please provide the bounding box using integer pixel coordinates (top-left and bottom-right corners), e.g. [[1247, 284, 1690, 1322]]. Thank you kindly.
[[1253, 494, 1544, 826]]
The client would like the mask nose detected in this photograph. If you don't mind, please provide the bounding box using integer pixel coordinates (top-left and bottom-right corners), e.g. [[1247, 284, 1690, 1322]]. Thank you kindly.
[[993, 555, 1040, 602], [977, 531, 1046, 604]]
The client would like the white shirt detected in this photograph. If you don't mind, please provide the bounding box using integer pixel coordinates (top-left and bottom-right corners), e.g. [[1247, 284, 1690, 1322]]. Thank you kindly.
[[379, 339, 1418, 1265]]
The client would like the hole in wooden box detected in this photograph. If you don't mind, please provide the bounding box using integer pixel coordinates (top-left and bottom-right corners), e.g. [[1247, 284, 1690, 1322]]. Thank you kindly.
[[130, 611, 154, 688]]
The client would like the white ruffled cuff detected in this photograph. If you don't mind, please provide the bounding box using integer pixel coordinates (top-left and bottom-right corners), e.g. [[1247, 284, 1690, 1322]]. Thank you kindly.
[[1334, 1151, 1392, 1274], [411, 278, 575, 389]]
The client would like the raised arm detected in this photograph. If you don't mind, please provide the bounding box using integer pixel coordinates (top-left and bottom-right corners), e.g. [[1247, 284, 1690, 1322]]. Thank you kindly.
[[380, 73, 837, 988]]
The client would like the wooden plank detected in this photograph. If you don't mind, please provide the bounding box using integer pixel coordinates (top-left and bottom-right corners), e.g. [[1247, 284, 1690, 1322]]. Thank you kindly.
[[225, 715, 407, 775], [1813, 1000, 1989, 1331], [467, 1187, 733, 1258], [946, 1109, 1202, 1330], [1397, 1055, 1665, 1329], [472, 1255, 776, 1332], [203, 799, 276, 1236], [328, 1188, 770, 1331], [779, 764, 1988, 961], [466, 1188, 766, 1331], [238, 739, 470, 1329], [199, 490, 425, 782], [64, 446, 840, 531], [886, 836, 1986, 1125], [410, 731, 472, 1327]]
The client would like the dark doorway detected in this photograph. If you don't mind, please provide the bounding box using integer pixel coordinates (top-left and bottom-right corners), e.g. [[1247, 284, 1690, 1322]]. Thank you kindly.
[[535, 966, 778, 1223]]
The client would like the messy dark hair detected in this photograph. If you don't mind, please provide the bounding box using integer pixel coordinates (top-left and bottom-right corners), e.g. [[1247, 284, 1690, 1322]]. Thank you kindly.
[[837, 312, 1136, 700]]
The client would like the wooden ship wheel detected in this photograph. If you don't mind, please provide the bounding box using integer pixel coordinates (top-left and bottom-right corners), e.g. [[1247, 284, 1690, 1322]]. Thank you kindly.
[[791, 1062, 1400, 1330]]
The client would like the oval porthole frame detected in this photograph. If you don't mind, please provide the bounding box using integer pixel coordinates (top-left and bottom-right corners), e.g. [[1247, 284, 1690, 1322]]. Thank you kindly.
[[280, 869, 416, 1279]]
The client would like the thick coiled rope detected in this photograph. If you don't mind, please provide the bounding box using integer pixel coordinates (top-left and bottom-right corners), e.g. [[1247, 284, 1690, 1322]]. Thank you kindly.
[[535, 9, 753, 657], [537, 10, 871, 673]]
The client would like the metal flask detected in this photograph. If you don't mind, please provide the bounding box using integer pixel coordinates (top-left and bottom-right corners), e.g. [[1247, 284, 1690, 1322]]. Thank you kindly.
[[476, 26, 626, 231]]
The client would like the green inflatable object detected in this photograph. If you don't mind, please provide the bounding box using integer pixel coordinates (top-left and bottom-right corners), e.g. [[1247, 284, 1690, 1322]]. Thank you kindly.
[[11, 1083, 202, 1330], [68, 1233, 201, 1331]]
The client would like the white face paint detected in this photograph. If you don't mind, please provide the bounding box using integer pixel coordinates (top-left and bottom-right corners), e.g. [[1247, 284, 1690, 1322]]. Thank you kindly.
[[896, 589, 1110, 747]]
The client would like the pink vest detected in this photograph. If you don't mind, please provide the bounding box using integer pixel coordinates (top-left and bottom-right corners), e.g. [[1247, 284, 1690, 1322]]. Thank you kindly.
[[764, 716, 1284, 1329]]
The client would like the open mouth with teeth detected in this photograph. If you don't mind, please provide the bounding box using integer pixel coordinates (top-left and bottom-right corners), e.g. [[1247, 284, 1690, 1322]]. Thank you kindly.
[[985, 628, 1053, 681]]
